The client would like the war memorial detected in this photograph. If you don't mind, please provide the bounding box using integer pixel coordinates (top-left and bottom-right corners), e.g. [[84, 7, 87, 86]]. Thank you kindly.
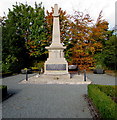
[[20, 4, 91, 84]]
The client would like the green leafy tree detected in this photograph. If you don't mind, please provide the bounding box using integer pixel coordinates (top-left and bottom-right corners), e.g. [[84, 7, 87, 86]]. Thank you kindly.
[[2, 10, 27, 73], [103, 35, 117, 70], [24, 3, 47, 58], [94, 30, 117, 70], [2, 2, 47, 73]]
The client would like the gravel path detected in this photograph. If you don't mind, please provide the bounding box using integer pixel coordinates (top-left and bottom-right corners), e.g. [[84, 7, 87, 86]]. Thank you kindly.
[[2, 73, 116, 118]]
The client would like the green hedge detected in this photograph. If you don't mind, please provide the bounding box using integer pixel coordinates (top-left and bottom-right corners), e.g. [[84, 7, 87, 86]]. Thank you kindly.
[[88, 84, 117, 119], [96, 85, 117, 97]]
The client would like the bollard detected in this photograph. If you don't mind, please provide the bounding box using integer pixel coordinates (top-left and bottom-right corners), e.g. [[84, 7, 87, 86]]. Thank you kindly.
[[78, 70, 80, 75], [26, 69, 28, 81], [84, 69, 86, 81], [70, 74, 72, 79]]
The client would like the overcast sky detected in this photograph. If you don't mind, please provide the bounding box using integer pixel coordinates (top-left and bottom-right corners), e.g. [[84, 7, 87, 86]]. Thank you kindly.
[[0, 0, 116, 29]]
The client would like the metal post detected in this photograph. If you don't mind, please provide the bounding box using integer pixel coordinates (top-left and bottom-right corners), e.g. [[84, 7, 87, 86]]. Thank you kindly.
[[77, 67, 80, 75], [26, 69, 28, 81], [84, 69, 86, 81], [70, 74, 72, 79], [78, 69, 80, 75]]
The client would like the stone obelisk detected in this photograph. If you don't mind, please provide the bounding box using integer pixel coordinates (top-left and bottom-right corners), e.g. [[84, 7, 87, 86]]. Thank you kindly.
[[44, 4, 69, 77]]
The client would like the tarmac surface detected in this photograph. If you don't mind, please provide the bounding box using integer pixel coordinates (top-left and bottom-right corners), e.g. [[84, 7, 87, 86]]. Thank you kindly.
[[1, 73, 116, 118], [87, 73, 116, 85]]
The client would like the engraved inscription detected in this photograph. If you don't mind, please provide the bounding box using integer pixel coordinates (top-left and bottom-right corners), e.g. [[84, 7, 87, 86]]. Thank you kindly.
[[46, 64, 66, 70]]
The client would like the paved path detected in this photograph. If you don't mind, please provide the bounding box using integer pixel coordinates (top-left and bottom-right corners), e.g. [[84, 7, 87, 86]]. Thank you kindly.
[[2, 73, 115, 118], [87, 73, 116, 85], [2, 73, 92, 118], [2, 84, 91, 118]]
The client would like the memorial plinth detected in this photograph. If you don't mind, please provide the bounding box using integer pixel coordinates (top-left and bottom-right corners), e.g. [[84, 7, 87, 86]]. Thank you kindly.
[[44, 4, 69, 77]]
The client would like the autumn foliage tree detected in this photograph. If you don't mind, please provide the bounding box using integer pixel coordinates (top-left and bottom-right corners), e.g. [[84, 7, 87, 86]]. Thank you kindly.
[[66, 11, 108, 70], [67, 11, 94, 70]]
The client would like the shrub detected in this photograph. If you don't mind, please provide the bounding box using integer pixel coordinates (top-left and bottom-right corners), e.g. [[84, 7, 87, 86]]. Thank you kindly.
[[37, 62, 44, 69], [32, 61, 44, 70], [30, 67, 39, 70], [88, 84, 117, 119], [2, 62, 12, 73], [2, 55, 25, 74]]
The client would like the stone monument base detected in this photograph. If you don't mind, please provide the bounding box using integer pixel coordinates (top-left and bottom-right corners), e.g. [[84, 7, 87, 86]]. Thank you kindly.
[[20, 73, 92, 85], [42, 73, 70, 79]]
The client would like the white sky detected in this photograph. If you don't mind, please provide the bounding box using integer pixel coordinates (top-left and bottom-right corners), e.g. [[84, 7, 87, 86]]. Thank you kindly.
[[0, 0, 116, 29]]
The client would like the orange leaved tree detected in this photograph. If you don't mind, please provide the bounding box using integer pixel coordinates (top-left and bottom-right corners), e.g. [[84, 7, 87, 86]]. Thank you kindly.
[[67, 11, 109, 70]]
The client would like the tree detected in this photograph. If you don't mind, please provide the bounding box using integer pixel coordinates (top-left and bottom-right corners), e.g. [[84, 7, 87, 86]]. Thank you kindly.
[[2, 2, 47, 73], [25, 3, 48, 58], [90, 11, 109, 53], [94, 34, 117, 70], [67, 11, 94, 70], [104, 35, 117, 70], [67, 11, 109, 70], [2, 9, 28, 73]]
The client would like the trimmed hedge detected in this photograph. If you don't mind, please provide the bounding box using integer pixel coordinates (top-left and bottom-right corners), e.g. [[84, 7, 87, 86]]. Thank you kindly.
[[88, 84, 117, 119], [97, 85, 117, 97]]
